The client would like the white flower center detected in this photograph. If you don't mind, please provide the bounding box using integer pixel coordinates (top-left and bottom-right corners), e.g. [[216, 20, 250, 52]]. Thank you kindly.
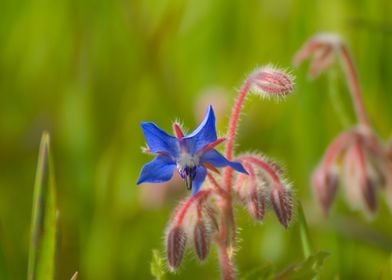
[[177, 152, 199, 169]]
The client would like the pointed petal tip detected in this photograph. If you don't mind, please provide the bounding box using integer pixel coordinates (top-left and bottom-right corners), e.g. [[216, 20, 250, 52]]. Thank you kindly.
[[230, 161, 248, 174]]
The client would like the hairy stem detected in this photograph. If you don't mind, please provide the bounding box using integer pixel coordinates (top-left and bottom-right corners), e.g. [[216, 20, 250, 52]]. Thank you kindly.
[[217, 199, 235, 280], [224, 79, 251, 190], [339, 45, 370, 128], [218, 243, 235, 280]]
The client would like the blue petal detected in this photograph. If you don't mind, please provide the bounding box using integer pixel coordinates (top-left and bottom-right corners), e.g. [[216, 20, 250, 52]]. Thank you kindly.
[[141, 122, 179, 157], [192, 166, 207, 195], [183, 105, 217, 154], [136, 156, 176, 184], [200, 149, 248, 174]]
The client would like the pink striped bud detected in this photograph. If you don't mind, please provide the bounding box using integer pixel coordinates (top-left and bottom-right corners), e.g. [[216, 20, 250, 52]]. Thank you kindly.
[[270, 186, 293, 228], [361, 178, 377, 214], [193, 220, 211, 261], [312, 166, 339, 215], [166, 226, 187, 270], [343, 144, 364, 209], [247, 189, 266, 221], [249, 66, 294, 98]]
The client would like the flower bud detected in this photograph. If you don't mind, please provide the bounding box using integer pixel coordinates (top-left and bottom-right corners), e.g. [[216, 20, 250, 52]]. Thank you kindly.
[[361, 178, 377, 214], [270, 186, 293, 228], [166, 226, 187, 270], [193, 220, 211, 261], [312, 166, 339, 215], [249, 66, 294, 98], [293, 33, 342, 78], [204, 205, 219, 232], [343, 144, 364, 209], [247, 189, 266, 221]]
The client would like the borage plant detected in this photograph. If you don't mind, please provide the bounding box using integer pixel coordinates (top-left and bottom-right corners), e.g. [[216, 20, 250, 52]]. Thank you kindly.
[[137, 66, 294, 279], [294, 33, 392, 217]]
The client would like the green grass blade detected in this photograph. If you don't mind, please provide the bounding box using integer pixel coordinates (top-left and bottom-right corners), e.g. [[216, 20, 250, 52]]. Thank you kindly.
[[27, 131, 58, 280], [274, 251, 330, 280], [297, 203, 312, 258], [150, 250, 166, 280]]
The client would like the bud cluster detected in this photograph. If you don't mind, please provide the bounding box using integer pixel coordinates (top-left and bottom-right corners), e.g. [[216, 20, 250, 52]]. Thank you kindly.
[[312, 128, 392, 216], [164, 190, 219, 271], [235, 154, 294, 228]]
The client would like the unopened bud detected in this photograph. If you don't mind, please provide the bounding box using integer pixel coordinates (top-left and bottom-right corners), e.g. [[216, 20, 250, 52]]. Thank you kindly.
[[204, 206, 219, 232], [312, 167, 339, 215], [166, 226, 187, 270], [247, 189, 266, 221], [249, 66, 294, 98], [270, 186, 293, 228], [361, 178, 377, 214], [293, 33, 342, 78], [193, 220, 211, 261]]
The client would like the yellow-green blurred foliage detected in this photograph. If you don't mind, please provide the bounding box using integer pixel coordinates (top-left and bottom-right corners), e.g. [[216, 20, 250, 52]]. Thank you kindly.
[[0, 0, 391, 279]]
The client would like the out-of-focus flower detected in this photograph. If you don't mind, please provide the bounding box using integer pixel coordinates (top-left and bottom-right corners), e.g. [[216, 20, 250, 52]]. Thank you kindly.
[[195, 87, 229, 122], [293, 33, 341, 78], [137, 106, 247, 195], [295, 33, 392, 216], [312, 128, 392, 216]]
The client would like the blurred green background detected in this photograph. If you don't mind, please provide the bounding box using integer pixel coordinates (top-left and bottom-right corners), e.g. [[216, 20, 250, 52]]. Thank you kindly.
[[1, 0, 392, 279]]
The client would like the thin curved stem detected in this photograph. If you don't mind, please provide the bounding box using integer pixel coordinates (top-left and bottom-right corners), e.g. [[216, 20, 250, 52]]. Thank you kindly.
[[175, 190, 211, 226], [224, 79, 252, 190], [339, 45, 371, 128]]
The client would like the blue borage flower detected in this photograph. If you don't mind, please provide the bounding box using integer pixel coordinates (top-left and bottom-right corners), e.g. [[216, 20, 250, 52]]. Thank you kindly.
[[137, 105, 248, 195]]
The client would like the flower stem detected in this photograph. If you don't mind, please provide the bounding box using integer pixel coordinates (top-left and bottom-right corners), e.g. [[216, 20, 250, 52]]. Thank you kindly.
[[339, 45, 370, 128], [216, 199, 236, 280], [224, 79, 251, 190], [217, 242, 235, 280]]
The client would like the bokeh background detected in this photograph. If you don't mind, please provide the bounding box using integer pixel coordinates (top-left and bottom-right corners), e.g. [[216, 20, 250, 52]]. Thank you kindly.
[[1, 0, 392, 279]]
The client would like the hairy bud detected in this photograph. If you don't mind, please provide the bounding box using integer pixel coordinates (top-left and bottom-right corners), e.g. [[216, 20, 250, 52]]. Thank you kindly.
[[193, 220, 211, 261], [249, 66, 294, 98], [247, 189, 266, 221], [312, 166, 339, 215], [361, 178, 377, 214], [270, 186, 293, 228], [166, 226, 187, 270]]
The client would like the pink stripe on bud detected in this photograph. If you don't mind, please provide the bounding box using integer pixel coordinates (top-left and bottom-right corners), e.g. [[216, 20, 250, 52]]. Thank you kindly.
[[312, 167, 339, 215], [193, 220, 211, 261], [249, 66, 294, 98], [361, 178, 377, 214], [270, 186, 293, 228], [247, 189, 266, 221], [166, 226, 187, 270]]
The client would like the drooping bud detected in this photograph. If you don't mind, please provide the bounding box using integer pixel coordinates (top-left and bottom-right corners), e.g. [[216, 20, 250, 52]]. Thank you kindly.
[[166, 226, 187, 271], [204, 205, 219, 232], [361, 177, 377, 214], [312, 166, 339, 215], [270, 186, 293, 228], [249, 66, 294, 98], [193, 220, 211, 261], [293, 33, 342, 78], [247, 188, 266, 221]]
